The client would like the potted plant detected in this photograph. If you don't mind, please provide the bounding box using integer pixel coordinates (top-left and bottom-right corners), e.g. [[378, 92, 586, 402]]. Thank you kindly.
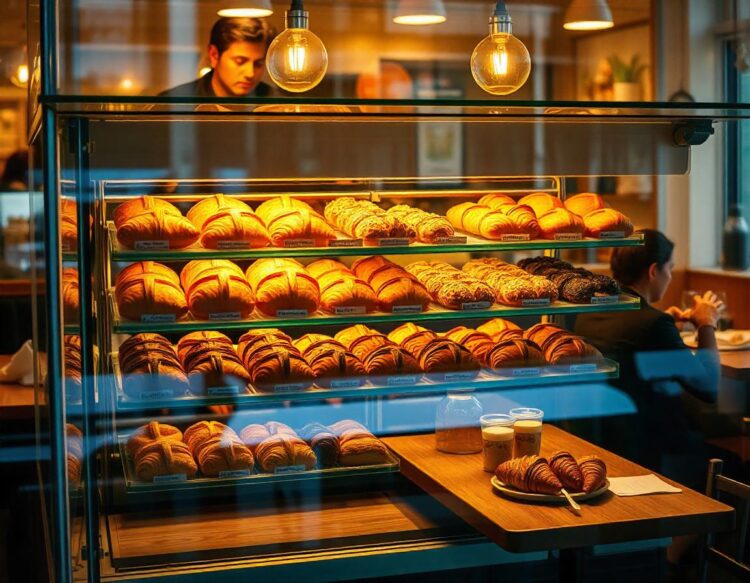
[[607, 54, 647, 101]]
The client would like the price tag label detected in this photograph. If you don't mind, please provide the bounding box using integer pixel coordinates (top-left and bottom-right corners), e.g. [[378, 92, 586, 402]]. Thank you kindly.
[[284, 239, 315, 248], [511, 367, 542, 377], [61, 243, 71, 253], [590, 295, 619, 305], [153, 473, 187, 483], [329, 238, 363, 248], [218, 469, 252, 479], [461, 301, 492, 311], [335, 306, 366, 315], [501, 234, 531, 242], [141, 314, 176, 323], [386, 375, 419, 386], [521, 298, 551, 307], [273, 383, 306, 393], [377, 238, 410, 247], [207, 386, 240, 396], [392, 305, 423, 314], [276, 309, 309, 317], [217, 241, 251, 249], [138, 390, 173, 400], [134, 240, 170, 250], [554, 233, 583, 241], [598, 231, 626, 239], [436, 236, 468, 245], [569, 363, 598, 373], [443, 371, 476, 382], [330, 378, 362, 388], [209, 312, 242, 321], [274, 465, 306, 474]]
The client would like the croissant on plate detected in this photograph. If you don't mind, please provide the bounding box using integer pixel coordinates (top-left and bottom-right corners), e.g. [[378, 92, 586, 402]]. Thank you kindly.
[[476, 318, 521, 341], [135, 440, 198, 481], [186, 194, 270, 249], [487, 338, 546, 370], [405, 261, 496, 310], [517, 193, 563, 217], [324, 198, 414, 240], [443, 327, 495, 366], [114, 196, 200, 249], [583, 208, 634, 238], [495, 455, 562, 495], [351, 257, 431, 312], [537, 208, 585, 239], [446, 203, 519, 239], [255, 434, 317, 472], [385, 204, 455, 243], [246, 258, 320, 316], [549, 451, 584, 491], [62, 268, 80, 322], [256, 196, 336, 247], [578, 455, 607, 493], [299, 423, 340, 468], [564, 193, 606, 217]]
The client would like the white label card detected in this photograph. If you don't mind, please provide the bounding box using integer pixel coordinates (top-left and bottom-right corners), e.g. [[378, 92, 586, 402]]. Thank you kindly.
[[554, 233, 583, 241], [511, 367, 542, 377], [274, 465, 307, 474], [443, 372, 476, 382], [387, 375, 419, 386], [217, 241, 251, 249], [141, 314, 176, 323], [276, 309, 309, 317], [392, 305, 423, 314], [153, 473, 187, 483], [134, 240, 170, 250], [377, 238, 410, 247], [209, 312, 242, 321], [207, 386, 240, 396], [273, 383, 306, 393], [284, 239, 315, 248], [138, 390, 173, 400], [335, 306, 366, 315], [569, 363, 598, 373], [218, 469, 252, 479], [598, 231, 626, 239], [462, 301, 492, 311], [501, 234, 531, 242], [590, 295, 619, 305], [329, 239, 363, 248], [436, 236, 468, 245], [330, 378, 362, 388], [521, 298, 551, 307]]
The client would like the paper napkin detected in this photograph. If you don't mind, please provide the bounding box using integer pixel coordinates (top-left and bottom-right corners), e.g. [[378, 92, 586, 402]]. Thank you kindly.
[[608, 474, 682, 496], [0, 340, 35, 386]]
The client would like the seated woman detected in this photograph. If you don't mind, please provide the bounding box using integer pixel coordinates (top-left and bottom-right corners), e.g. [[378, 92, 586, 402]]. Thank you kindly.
[[575, 229, 722, 488]]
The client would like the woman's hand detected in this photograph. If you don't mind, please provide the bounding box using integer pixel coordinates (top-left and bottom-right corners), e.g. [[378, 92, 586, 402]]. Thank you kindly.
[[665, 306, 690, 321], [688, 291, 724, 329]]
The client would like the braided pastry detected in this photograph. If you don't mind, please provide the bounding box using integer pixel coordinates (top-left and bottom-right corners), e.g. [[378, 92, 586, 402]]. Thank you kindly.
[[385, 204, 454, 243], [446, 203, 519, 239], [405, 261, 495, 310], [135, 440, 198, 481], [324, 198, 414, 240], [463, 258, 558, 306], [549, 451, 584, 491], [578, 455, 607, 493], [255, 196, 336, 247], [114, 196, 200, 249], [495, 455, 562, 495], [255, 434, 317, 472], [186, 194, 270, 249]]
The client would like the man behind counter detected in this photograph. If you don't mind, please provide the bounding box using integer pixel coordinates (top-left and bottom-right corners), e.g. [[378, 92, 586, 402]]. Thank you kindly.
[[160, 17, 276, 98]]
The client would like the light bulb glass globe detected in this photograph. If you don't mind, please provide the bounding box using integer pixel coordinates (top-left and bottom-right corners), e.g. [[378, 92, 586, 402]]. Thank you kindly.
[[470, 32, 531, 96], [267, 28, 328, 93]]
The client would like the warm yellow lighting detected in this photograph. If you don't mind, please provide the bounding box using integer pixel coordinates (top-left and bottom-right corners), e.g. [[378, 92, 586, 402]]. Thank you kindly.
[[563, 20, 614, 30], [217, 1, 273, 18], [563, 0, 614, 31], [119, 78, 134, 91], [16, 64, 29, 84], [393, 0, 446, 25], [393, 14, 446, 25], [199, 66, 213, 77]]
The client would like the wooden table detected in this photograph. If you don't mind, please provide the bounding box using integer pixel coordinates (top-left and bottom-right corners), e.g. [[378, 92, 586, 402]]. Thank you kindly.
[[383, 426, 734, 557], [719, 350, 750, 381], [0, 355, 39, 420]]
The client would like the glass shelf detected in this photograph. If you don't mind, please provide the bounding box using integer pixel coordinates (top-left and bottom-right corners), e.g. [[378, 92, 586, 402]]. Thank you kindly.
[[109, 293, 640, 335]]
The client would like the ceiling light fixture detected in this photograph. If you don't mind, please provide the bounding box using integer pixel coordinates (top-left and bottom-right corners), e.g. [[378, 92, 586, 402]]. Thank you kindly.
[[11, 64, 29, 88], [393, 0, 447, 26], [217, 0, 273, 18], [563, 0, 614, 31]]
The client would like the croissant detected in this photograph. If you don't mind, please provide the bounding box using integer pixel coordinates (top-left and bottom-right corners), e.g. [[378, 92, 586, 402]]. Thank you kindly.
[[119, 341, 183, 373], [255, 434, 317, 472], [116, 274, 188, 322], [249, 350, 316, 390], [186, 194, 270, 249], [443, 327, 495, 366], [292, 334, 346, 359], [351, 257, 431, 312], [299, 423, 340, 468], [523, 323, 567, 351], [119, 333, 178, 362], [67, 423, 83, 486], [116, 261, 181, 287], [339, 436, 391, 466], [545, 335, 603, 365], [537, 208, 585, 239], [307, 348, 366, 385], [549, 451, 584, 491], [387, 323, 433, 347], [564, 193, 606, 217], [183, 351, 251, 394], [62, 268, 80, 322], [517, 192, 563, 217], [121, 355, 190, 399], [114, 196, 200, 249], [495, 455, 562, 495], [417, 338, 480, 373], [135, 440, 198, 481], [179, 260, 255, 319], [477, 318, 521, 341], [385, 204, 454, 243], [197, 435, 255, 477], [239, 424, 271, 454], [362, 346, 422, 377], [60, 199, 80, 252], [337, 331, 394, 361], [306, 258, 351, 279], [324, 198, 414, 240], [126, 421, 183, 459], [329, 419, 369, 437], [237, 333, 300, 368], [334, 324, 379, 347], [238, 328, 293, 348], [246, 258, 320, 316], [583, 208, 634, 238], [256, 196, 336, 247], [477, 193, 515, 208], [578, 455, 607, 493], [266, 421, 298, 436], [487, 338, 546, 370], [318, 274, 378, 314], [184, 420, 239, 457], [446, 203, 519, 239], [176, 331, 233, 361], [500, 204, 541, 238]]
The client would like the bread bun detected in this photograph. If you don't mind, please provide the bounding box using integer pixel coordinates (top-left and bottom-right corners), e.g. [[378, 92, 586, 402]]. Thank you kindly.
[[564, 193, 606, 217], [518, 192, 563, 217]]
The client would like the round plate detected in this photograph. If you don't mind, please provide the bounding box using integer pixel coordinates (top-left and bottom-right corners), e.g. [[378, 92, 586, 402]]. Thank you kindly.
[[491, 476, 610, 503]]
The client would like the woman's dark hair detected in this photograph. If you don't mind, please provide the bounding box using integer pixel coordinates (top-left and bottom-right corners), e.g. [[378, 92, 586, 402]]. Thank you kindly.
[[0, 149, 28, 188], [209, 17, 276, 54], [610, 229, 675, 286]]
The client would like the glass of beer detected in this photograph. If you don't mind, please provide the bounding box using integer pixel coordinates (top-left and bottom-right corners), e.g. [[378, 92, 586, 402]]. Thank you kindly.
[[480, 414, 515, 472], [510, 407, 544, 457]]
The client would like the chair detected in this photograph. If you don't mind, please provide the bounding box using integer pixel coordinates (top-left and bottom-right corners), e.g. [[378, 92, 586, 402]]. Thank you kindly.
[[699, 458, 750, 583]]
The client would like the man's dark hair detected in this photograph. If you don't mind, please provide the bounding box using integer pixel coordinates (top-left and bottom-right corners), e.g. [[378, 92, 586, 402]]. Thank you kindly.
[[611, 228, 675, 286], [209, 17, 276, 54]]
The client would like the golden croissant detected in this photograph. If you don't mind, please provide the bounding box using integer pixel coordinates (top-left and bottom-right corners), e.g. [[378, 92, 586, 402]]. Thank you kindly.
[[549, 451, 584, 491], [134, 440, 198, 481], [256, 196, 335, 247], [495, 455, 562, 495], [578, 455, 607, 493], [446, 203, 519, 239], [187, 194, 270, 249], [255, 434, 317, 473]]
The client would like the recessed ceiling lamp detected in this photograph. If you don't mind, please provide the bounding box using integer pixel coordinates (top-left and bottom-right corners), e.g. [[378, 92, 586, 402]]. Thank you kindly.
[[393, 0, 447, 26], [217, 0, 273, 18], [563, 0, 614, 31]]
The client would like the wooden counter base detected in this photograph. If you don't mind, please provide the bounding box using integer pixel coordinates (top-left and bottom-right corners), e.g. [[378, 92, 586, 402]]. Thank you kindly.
[[383, 426, 734, 553]]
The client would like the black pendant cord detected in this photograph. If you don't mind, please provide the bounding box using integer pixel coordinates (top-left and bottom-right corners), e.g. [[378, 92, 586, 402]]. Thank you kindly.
[[290, 0, 304, 11], [494, 1, 508, 17]]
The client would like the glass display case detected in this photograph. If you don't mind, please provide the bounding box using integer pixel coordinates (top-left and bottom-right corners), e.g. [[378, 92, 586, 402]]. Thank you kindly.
[[28, 1, 750, 582]]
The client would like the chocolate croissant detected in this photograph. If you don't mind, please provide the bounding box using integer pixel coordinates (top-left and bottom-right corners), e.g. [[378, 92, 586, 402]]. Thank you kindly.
[[246, 258, 320, 316], [495, 455, 562, 495], [114, 196, 200, 249], [446, 203, 519, 239], [549, 451, 584, 491], [578, 455, 607, 493], [256, 196, 336, 247], [135, 440, 198, 481], [385, 204, 455, 243], [186, 194, 270, 249], [255, 434, 317, 473]]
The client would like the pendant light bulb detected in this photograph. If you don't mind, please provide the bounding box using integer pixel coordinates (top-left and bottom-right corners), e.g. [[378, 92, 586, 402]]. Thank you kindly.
[[217, 0, 273, 18], [470, 1, 531, 96], [563, 0, 614, 31], [266, 0, 328, 93], [393, 0, 447, 26]]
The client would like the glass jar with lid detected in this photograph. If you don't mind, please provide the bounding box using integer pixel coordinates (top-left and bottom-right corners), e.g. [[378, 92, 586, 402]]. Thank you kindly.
[[435, 389, 483, 454]]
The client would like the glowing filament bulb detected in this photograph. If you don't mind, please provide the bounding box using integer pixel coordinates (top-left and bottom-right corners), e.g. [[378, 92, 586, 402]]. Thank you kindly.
[[492, 48, 508, 76], [288, 43, 307, 73]]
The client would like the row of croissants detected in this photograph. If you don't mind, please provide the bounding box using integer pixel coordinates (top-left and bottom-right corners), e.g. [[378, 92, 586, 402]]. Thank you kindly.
[[105, 192, 633, 251], [117, 320, 602, 399], [110, 256, 620, 323], [67, 423, 83, 486], [496, 452, 607, 495], [126, 419, 391, 481]]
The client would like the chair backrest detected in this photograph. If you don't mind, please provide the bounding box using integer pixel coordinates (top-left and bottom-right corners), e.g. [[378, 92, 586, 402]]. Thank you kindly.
[[701, 458, 750, 583]]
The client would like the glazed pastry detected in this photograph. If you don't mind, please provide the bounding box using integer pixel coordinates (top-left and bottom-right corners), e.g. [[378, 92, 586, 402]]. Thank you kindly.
[[446, 203, 519, 239], [134, 440, 198, 481], [583, 208, 634, 238], [477, 318, 521, 341], [126, 421, 184, 459], [487, 338, 546, 370], [351, 256, 431, 312], [405, 261, 496, 310], [495, 455, 563, 495], [255, 434, 317, 472], [197, 435, 255, 477], [517, 192, 563, 217], [255, 196, 336, 247], [385, 204, 455, 243], [324, 197, 414, 240], [299, 422, 340, 468], [362, 346, 422, 377], [463, 258, 558, 306], [186, 194, 270, 249], [115, 262, 187, 322], [537, 208, 585, 240], [443, 327, 495, 366], [338, 434, 391, 466], [578, 455, 607, 493], [114, 196, 200, 249], [179, 260, 255, 319], [246, 258, 320, 316], [549, 451, 584, 491], [564, 193, 606, 217], [183, 420, 239, 457], [62, 268, 80, 323], [239, 424, 271, 454]]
